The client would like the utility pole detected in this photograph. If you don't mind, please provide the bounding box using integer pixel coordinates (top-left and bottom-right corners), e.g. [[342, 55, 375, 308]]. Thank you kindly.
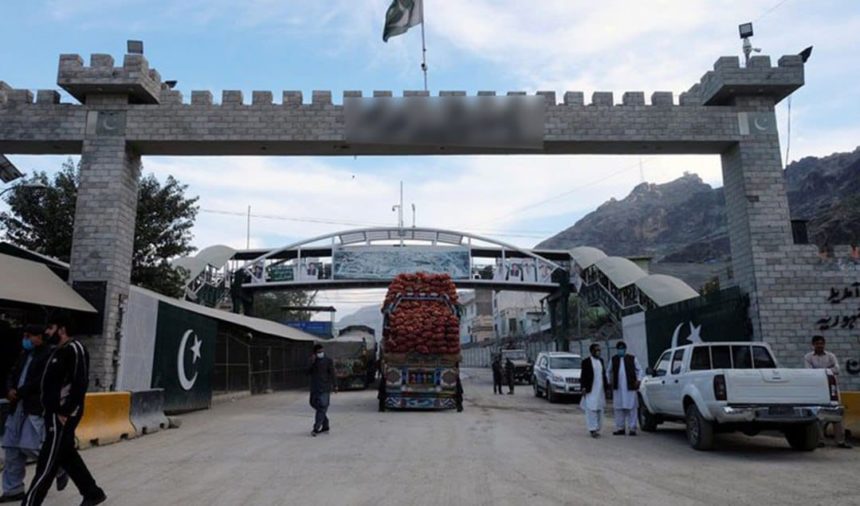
[[246, 205, 251, 249], [392, 181, 405, 246]]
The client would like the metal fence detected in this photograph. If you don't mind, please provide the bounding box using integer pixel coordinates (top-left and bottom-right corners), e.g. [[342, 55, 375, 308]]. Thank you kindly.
[[213, 326, 313, 395]]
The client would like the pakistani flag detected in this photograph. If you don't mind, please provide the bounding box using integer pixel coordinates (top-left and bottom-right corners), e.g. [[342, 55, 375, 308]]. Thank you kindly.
[[383, 0, 423, 42]]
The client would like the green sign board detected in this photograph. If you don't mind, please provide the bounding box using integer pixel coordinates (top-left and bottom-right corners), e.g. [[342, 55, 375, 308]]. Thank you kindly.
[[267, 264, 294, 282], [151, 302, 218, 413]]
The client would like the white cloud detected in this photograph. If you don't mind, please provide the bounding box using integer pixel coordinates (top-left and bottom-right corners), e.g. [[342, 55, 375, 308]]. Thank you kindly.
[[141, 152, 720, 252]]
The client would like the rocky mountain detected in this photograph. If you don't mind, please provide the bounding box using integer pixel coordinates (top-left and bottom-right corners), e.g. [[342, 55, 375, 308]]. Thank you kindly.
[[537, 147, 860, 263], [336, 304, 383, 339]]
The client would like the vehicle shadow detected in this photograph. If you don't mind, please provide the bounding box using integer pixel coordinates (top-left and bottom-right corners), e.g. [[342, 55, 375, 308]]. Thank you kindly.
[[650, 423, 832, 460]]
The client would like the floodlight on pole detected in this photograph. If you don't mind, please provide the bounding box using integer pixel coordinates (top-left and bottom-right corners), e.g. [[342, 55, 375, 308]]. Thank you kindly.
[[799, 46, 813, 63], [127, 40, 144, 55], [0, 154, 23, 183], [738, 22, 761, 66]]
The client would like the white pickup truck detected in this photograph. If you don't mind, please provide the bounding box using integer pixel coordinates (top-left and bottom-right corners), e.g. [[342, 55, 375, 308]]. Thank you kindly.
[[638, 342, 843, 451]]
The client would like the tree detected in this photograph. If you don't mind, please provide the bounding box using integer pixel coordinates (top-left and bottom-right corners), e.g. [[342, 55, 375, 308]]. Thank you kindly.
[[0, 158, 199, 297], [252, 290, 318, 322]]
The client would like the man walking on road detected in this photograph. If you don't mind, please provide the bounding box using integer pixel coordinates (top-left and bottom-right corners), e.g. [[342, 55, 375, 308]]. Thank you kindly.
[[308, 344, 336, 437], [580, 343, 608, 438], [804, 335, 852, 449], [504, 357, 515, 395], [1, 325, 51, 503], [23, 317, 105, 506], [607, 341, 643, 436], [491, 354, 504, 395]]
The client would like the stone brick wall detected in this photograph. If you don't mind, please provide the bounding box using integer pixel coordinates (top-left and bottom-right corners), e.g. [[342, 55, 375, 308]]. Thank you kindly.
[[69, 94, 141, 388], [3, 49, 857, 393]]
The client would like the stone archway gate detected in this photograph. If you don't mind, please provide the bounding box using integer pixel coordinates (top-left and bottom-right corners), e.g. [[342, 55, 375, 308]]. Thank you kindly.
[[3, 49, 857, 391]]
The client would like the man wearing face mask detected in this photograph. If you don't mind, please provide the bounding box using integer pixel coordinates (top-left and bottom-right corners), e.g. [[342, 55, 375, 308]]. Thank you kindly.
[[307, 344, 336, 437], [23, 316, 105, 506], [607, 341, 643, 436], [580, 343, 608, 438], [0, 325, 51, 502]]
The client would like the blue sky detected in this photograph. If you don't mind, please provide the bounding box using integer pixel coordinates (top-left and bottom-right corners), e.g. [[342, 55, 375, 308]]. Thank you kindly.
[[2, 0, 859, 314]]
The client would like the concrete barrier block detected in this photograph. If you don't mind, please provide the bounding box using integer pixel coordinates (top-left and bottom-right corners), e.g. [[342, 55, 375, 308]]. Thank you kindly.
[[130, 389, 170, 436], [843, 391, 860, 439], [75, 392, 136, 449]]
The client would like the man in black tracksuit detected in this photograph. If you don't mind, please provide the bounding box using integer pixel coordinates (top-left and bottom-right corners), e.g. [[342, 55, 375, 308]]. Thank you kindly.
[[23, 319, 105, 506]]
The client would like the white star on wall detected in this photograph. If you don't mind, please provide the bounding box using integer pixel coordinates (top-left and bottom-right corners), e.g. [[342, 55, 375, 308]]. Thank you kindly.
[[190, 335, 202, 363]]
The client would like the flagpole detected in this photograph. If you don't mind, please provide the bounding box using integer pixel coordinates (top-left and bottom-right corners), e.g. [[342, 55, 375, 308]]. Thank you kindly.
[[420, 0, 428, 91]]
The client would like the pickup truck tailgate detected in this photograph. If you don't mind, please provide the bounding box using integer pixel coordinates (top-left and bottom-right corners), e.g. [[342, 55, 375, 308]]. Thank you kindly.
[[724, 369, 830, 405]]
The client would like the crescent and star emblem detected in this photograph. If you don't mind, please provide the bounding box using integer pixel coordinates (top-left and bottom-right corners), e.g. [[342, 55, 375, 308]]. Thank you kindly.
[[178, 329, 202, 391], [670, 321, 703, 348], [753, 116, 771, 131]]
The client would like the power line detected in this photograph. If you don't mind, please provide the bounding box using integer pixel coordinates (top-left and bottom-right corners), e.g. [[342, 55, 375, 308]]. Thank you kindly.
[[201, 207, 554, 239], [200, 208, 388, 228], [755, 0, 791, 22], [472, 160, 643, 227]]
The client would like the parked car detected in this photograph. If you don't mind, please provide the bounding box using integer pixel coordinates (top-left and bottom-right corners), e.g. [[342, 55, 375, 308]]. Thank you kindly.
[[532, 352, 583, 403], [638, 342, 843, 451]]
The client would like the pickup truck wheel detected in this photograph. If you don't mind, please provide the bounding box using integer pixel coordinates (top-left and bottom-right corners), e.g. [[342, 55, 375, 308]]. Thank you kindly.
[[638, 398, 659, 432], [785, 422, 819, 451], [533, 379, 542, 397], [546, 382, 557, 403], [685, 404, 715, 451]]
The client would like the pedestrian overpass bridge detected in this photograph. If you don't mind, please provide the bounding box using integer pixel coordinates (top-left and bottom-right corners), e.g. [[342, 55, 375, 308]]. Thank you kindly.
[[174, 226, 700, 323]]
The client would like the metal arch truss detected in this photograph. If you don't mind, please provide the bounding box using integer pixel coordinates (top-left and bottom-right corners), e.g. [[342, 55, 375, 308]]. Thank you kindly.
[[241, 226, 566, 292]]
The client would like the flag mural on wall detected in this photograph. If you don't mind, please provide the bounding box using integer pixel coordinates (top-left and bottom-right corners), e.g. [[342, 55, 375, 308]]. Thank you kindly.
[[642, 287, 753, 367], [151, 302, 217, 413], [383, 0, 423, 41]]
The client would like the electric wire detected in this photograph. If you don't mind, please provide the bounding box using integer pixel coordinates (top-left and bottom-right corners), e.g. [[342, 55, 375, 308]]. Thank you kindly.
[[755, 0, 791, 22], [200, 208, 554, 239], [470, 160, 644, 228]]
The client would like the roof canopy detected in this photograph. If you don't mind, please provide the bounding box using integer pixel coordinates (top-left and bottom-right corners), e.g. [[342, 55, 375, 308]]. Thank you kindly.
[[172, 244, 237, 281], [569, 246, 608, 270], [130, 285, 316, 342], [0, 253, 96, 313], [594, 256, 647, 289], [635, 274, 700, 306]]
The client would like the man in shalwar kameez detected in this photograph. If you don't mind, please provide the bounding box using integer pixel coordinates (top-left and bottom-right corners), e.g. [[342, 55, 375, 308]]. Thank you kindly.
[[1, 326, 51, 502], [580, 343, 608, 438], [607, 341, 643, 436]]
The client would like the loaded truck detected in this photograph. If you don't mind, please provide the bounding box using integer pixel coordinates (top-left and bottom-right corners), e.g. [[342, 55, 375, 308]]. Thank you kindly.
[[327, 325, 377, 390], [378, 273, 463, 411]]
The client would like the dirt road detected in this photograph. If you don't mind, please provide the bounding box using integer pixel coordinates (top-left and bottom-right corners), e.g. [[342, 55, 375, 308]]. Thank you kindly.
[[40, 368, 859, 505]]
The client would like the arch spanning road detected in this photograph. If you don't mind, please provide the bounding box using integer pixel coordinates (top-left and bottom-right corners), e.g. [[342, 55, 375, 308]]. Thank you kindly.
[[238, 227, 566, 293], [175, 227, 700, 322]]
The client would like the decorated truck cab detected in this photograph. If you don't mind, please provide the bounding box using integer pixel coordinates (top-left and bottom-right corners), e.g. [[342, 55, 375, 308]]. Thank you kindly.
[[378, 273, 463, 411]]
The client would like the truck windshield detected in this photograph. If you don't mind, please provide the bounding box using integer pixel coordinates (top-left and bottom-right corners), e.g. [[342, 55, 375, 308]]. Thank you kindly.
[[550, 357, 582, 369], [503, 351, 526, 360]]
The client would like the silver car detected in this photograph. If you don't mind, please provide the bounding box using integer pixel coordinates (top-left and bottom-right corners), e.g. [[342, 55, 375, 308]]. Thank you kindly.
[[532, 352, 583, 403]]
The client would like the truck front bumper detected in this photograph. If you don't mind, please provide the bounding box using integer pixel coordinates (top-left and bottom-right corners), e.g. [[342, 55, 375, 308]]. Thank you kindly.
[[716, 405, 843, 424]]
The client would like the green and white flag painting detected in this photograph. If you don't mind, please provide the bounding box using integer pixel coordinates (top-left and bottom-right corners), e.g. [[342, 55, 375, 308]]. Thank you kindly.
[[383, 0, 423, 42]]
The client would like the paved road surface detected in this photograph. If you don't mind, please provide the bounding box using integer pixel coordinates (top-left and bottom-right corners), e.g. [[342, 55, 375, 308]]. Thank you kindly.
[[39, 368, 858, 506]]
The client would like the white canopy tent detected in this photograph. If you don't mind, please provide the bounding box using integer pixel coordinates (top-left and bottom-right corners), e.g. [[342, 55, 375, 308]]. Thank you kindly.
[[0, 253, 96, 313]]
